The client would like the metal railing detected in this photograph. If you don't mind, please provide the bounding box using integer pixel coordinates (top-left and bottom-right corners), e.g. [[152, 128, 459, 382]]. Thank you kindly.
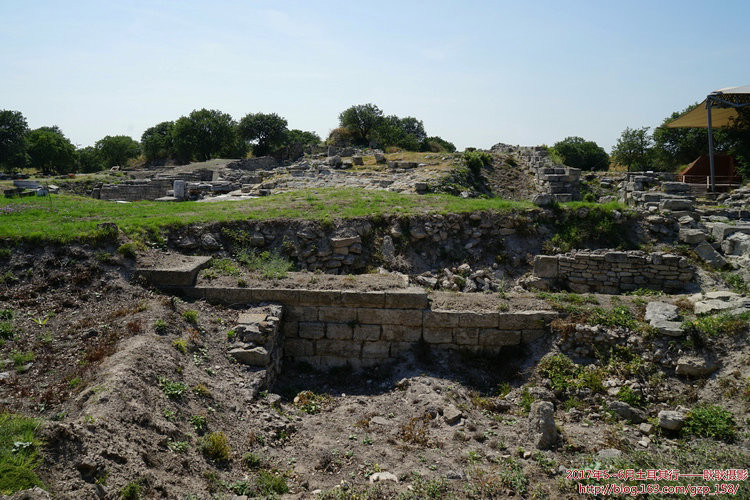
[[678, 175, 742, 186]]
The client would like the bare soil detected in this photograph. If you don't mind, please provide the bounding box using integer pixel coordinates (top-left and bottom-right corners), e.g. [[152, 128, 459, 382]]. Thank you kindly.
[[0, 245, 748, 499], [197, 270, 409, 291]]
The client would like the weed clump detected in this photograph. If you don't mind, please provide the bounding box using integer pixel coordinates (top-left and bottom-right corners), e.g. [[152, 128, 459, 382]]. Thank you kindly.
[[0, 413, 44, 494], [537, 353, 604, 394], [157, 377, 187, 400], [120, 480, 142, 499], [202, 431, 230, 462], [236, 249, 293, 279], [683, 405, 736, 442], [182, 309, 198, 325], [684, 311, 750, 337]]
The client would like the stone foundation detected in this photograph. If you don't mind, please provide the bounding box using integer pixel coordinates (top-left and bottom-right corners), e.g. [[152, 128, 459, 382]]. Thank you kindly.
[[533, 251, 693, 294], [177, 286, 557, 369]]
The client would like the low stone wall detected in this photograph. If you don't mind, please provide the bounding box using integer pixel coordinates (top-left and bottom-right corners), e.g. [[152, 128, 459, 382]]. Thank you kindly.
[[94, 179, 175, 201], [178, 286, 556, 369], [533, 251, 693, 294]]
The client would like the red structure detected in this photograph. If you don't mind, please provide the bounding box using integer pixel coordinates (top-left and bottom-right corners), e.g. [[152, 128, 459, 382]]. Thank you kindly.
[[678, 154, 741, 190]]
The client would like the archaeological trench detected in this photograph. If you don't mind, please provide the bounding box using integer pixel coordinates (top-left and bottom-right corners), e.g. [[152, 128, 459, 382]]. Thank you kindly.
[[1, 145, 749, 498]]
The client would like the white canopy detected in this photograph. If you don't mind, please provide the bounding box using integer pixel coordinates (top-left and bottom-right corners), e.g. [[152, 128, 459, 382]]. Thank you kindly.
[[666, 85, 750, 128]]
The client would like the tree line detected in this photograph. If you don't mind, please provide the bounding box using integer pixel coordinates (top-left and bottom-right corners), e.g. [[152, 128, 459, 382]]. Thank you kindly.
[[548, 104, 750, 176], [0, 104, 455, 175]]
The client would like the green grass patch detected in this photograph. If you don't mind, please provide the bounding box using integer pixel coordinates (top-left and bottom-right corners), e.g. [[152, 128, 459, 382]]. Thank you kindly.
[[683, 405, 736, 442], [538, 353, 605, 394], [589, 306, 639, 330], [684, 311, 750, 337], [0, 189, 532, 243], [0, 413, 44, 495], [237, 249, 293, 279]]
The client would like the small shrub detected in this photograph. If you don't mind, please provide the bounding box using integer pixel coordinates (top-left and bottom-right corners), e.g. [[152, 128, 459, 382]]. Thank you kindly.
[[157, 377, 187, 400], [153, 319, 168, 335], [0, 310, 13, 321], [683, 405, 736, 442], [242, 452, 263, 469], [256, 470, 289, 495], [120, 480, 142, 500], [463, 151, 493, 175], [193, 383, 211, 398], [68, 377, 82, 389], [0, 322, 15, 339], [226, 329, 236, 341], [116, 242, 140, 259], [172, 338, 187, 354], [202, 431, 230, 462], [617, 386, 644, 408], [182, 310, 198, 325]]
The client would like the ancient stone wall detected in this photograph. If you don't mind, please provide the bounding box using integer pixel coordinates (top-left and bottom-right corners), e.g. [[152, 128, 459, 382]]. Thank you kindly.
[[179, 286, 556, 369], [533, 251, 693, 294], [535, 166, 581, 202]]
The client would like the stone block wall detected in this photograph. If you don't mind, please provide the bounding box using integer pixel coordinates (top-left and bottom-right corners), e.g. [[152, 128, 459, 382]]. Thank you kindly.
[[535, 166, 581, 202], [94, 179, 175, 201], [179, 286, 556, 369], [533, 251, 693, 294]]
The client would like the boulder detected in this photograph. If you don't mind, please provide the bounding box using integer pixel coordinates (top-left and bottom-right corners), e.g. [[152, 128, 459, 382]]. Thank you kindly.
[[644, 302, 679, 322], [675, 355, 718, 377], [679, 228, 706, 245], [326, 155, 342, 167], [657, 410, 686, 431], [693, 241, 727, 269], [609, 400, 647, 424], [443, 405, 463, 425], [229, 346, 270, 366], [660, 198, 693, 211], [369, 472, 398, 484], [528, 401, 558, 450]]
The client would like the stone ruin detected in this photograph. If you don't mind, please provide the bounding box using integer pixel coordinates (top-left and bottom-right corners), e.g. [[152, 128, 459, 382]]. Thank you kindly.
[[532, 250, 694, 294]]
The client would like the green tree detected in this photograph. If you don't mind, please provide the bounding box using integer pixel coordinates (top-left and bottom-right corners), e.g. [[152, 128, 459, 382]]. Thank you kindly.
[[172, 109, 245, 163], [372, 115, 426, 150], [419, 136, 456, 153], [238, 112, 288, 156], [285, 129, 321, 147], [0, 110, 29, 173], [551, 136, 609, 171], [26, 127, 77, 175], [141, 121, 175, 164], [76, 146, 104, 173], [338, 103, 383, 145], [611, 127, 654, 172], [95, 135, 141, 168]]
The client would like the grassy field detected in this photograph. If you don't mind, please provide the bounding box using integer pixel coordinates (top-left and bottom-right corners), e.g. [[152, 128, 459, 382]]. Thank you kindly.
[[0, 188, 537, 243]]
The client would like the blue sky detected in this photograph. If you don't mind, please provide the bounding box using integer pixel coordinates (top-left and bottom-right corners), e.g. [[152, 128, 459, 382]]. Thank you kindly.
[[1, 0, 748, 151]]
